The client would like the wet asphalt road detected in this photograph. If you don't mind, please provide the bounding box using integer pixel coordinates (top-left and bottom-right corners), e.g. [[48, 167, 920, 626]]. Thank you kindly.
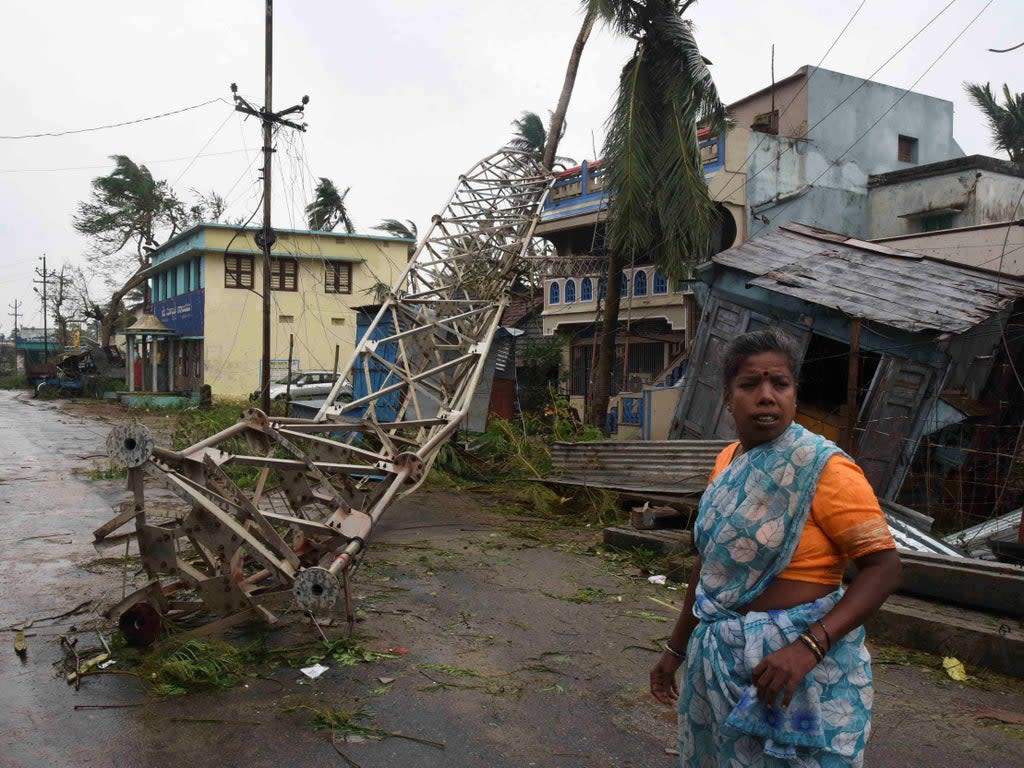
[[1, 390, 1023, 768]]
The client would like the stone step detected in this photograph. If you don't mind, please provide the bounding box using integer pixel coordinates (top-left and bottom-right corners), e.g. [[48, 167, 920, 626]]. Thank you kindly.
[[867, 593, 1024, 679], [602, 525, 1024, 678]]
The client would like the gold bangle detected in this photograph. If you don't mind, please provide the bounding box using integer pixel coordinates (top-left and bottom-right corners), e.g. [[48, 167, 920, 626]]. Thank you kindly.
[[797, 632, 825, 662], [663, 642, 686, 660]]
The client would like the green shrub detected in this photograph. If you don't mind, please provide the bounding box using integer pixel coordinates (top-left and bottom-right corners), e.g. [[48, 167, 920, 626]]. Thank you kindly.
[[0, 373, 30, 390]]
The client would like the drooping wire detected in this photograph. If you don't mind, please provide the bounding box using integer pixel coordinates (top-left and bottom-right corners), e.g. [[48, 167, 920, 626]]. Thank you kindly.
[[0, 98, 228, 140]]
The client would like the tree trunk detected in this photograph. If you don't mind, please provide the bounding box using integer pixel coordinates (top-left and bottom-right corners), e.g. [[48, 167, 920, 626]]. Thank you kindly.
[[542, 7, 596, 171], [99, 267, 151, 347], [589, 249, 624, 431]]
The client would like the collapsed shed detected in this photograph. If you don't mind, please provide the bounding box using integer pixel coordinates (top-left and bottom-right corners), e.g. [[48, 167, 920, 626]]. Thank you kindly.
[[669, 223, 1024, 531]]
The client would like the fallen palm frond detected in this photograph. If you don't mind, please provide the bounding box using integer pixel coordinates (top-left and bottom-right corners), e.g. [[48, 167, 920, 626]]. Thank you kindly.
[[140, 639, 245, 697]]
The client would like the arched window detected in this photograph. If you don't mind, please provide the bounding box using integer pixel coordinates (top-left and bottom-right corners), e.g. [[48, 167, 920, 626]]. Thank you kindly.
[[565, 279, 576, 304], [598, 278, 607, 299], [549, 281, 560, 305], [633, 269, 648, 297], [653, 270, 668, 295], [580, 278, 593, 302], [619, 271, 629, 297]]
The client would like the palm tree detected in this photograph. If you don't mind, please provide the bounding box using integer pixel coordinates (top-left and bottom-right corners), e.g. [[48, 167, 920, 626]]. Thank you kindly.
[[306, 178, 355, 233], [373, 218, 419, 259], [73, 154, 188, 321], [964, 82, 1024, 164], [543, 4, 598, 171], [510, 112, 548, 157], [588, 0, 727, 428]]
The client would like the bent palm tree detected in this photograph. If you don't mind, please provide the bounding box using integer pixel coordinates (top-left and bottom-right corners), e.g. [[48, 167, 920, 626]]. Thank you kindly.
[[306, 178, 354, 232], [589, 0, 727, 427], [373, 218, 419, 259], [543, 4, 598, 170], [965, 82, 1024, 163], [510, 111, 549, 158]]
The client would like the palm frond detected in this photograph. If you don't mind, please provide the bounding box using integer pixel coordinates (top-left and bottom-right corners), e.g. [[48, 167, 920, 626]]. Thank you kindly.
[[603, 44, 660, 260], [305, 177, 354, 232], [965, 81, 1024, 164], [509, 111, 547, 155], [373, 218, 418, 241]]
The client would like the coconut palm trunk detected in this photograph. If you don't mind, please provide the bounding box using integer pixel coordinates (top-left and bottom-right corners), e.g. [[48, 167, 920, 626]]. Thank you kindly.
[[586, 0, 726, 430], [543, 6, 597, 171]]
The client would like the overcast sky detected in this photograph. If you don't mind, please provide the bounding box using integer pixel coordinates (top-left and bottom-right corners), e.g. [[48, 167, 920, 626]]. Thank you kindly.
[[1, 0, 1020, 333]]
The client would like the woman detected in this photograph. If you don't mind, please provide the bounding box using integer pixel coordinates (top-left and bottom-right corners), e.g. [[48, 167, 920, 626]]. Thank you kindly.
[[650, 329, 902, 767]]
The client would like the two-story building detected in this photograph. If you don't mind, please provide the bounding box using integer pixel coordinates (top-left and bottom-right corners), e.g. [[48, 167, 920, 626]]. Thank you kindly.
[[137, 224, 410, 398], [534, 65, 968, 434], [718, 65, 965, 241]]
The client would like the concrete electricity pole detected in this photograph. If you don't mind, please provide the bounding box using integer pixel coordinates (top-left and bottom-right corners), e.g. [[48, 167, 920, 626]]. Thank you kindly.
[[32, 254, 54, 363], [7, 299, 20, 336], [231, 0, 308, 414]]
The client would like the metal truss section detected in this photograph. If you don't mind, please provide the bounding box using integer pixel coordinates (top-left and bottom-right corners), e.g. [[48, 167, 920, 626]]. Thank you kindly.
[[95, 149, 553, 630]]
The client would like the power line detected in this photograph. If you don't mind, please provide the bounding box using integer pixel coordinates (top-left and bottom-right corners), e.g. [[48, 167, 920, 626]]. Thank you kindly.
[[0, 98, 228, 140], [711, 0, 870, 203], [0, 148, 252, 174], [715, 0, 961, 205], [749, 0, 995, 238]]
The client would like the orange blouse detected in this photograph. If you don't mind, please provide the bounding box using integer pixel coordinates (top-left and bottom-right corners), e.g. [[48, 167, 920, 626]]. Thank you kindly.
[[708, 444, 896, 585]]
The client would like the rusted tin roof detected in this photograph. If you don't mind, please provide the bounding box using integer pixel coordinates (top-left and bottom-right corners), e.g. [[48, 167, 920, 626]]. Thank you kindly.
[[713, 223, 1024, 334]]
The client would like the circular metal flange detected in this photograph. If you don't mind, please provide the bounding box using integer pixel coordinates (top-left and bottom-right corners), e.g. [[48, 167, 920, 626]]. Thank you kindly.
[[293, 567, 341, 614], [395, 453, 425, 484], [118, 602, 162, 647], [105, 424, 154, 468]]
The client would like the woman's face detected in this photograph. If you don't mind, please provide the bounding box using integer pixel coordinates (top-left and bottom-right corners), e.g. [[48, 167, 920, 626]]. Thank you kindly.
[[725, 350, 797, 448]]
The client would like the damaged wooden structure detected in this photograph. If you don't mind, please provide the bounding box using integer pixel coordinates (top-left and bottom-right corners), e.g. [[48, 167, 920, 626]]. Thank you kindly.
[[94, 149, 553, 632], [669, 223, 1024, 532]]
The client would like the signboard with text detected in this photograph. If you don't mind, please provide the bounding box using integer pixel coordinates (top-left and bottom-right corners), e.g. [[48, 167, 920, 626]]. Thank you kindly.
[[154, 290, 204, 337]]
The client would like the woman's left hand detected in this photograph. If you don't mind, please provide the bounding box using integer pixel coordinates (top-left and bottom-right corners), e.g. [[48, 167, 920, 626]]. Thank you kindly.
[[751, 641, 818, 708]]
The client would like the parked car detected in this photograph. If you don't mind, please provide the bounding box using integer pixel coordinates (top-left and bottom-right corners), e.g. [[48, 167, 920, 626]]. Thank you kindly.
[[250, 371, 351, 402]]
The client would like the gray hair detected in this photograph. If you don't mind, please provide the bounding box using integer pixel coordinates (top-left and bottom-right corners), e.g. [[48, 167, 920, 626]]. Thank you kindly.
[[721, 328, 801, 389]]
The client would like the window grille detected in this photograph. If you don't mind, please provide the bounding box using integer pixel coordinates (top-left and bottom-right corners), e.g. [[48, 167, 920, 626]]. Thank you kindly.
[[225, 255, 255, 289], [580, 278, 593, 302], [633, 270, 648, 297], [271, 258, 298, 291], [653, 271, 668, 295], [325, 262, 352, 294]]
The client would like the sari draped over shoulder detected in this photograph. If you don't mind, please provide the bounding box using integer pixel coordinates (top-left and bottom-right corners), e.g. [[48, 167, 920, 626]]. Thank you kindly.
[[679, 424, 874, 768]]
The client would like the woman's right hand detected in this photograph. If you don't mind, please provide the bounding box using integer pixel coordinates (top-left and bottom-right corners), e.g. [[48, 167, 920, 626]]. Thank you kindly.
[[650, 651, 683, 706]]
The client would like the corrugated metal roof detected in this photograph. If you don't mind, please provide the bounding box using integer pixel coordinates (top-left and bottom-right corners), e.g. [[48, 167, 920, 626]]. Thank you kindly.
[[713, 223, 1024, 334], [550, 440, 731, 497], [551, 440, 969, 558]]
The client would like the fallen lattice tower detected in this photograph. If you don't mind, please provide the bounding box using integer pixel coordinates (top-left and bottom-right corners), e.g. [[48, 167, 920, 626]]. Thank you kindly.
[[95, 149, 552, 639]]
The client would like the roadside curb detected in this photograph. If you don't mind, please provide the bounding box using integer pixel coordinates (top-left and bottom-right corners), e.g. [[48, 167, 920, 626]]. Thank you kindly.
[[867, 593, 1024, 679]]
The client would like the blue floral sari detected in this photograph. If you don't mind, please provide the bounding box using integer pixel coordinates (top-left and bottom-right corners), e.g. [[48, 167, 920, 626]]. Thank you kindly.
[[679, 424, 874, 767]]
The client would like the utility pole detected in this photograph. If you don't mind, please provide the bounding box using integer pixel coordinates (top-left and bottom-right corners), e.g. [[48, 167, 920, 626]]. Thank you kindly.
[[32, 254, 53, 363], [8, 299, 20, 336], [231, 0, 308, 414]]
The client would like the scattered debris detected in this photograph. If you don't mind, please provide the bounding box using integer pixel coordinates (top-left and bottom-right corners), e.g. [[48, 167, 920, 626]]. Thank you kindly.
[[647, 574, 667, 586], [300, 663, 330, 680], [975, 708, 1024, 726], [942, 656, 969, 681], [4, 599, 93, 632]]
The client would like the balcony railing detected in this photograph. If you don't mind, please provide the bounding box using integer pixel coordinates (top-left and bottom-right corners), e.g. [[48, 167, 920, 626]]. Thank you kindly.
[[541, 132, 725, 223]]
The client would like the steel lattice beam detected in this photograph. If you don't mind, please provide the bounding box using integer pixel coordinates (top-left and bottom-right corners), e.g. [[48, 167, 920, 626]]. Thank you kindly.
[[95, 149, 552, 630]]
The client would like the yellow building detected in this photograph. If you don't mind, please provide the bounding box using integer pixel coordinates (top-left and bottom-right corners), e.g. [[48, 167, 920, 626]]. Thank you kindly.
[[140, 223, 410, 398]]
